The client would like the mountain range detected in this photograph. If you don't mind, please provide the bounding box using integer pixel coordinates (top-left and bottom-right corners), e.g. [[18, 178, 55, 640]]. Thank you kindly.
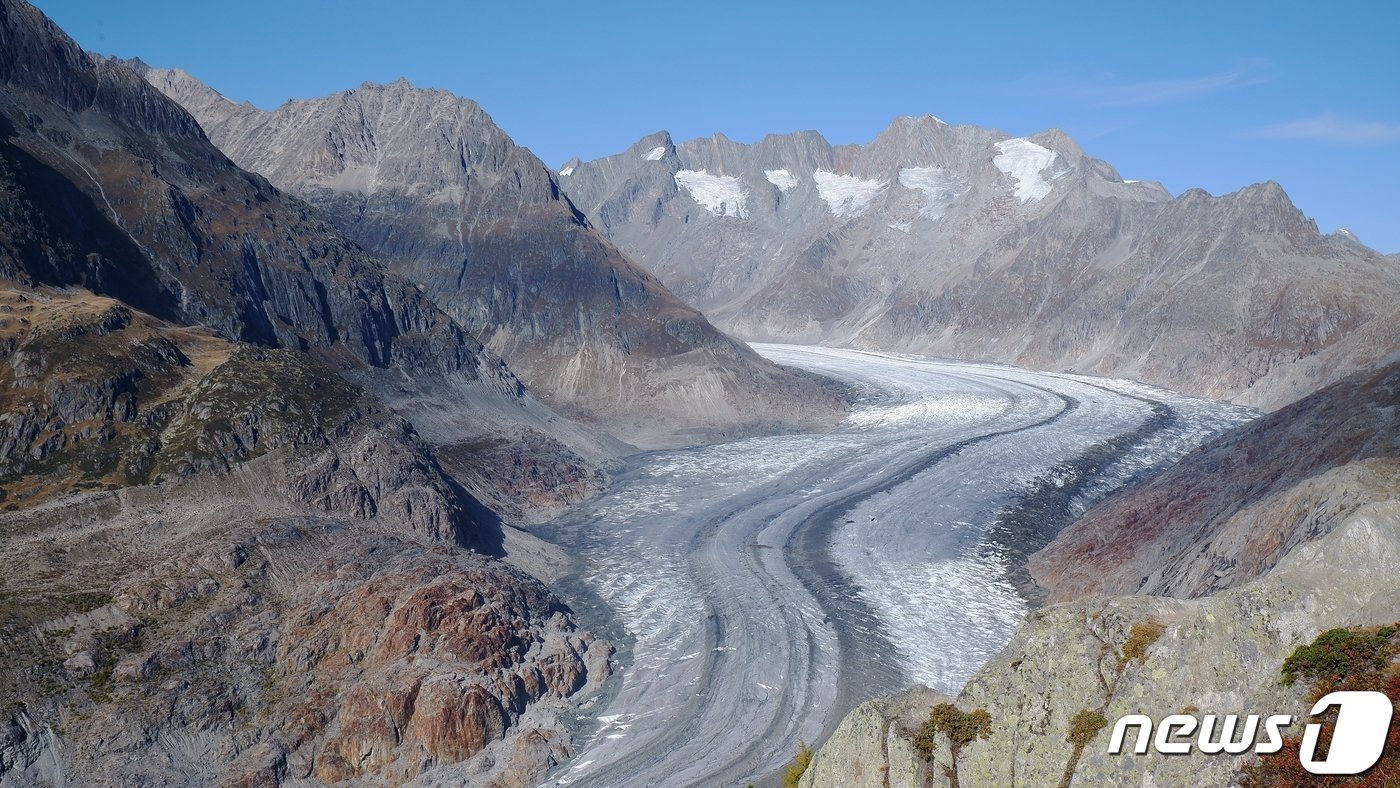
[[560, 122, 1400, 410], [132, 65, 844, 449], [0, 2, 616, 783]]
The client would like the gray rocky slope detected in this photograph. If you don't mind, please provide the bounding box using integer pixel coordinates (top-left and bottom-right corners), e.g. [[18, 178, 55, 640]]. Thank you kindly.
[[0, 0, 624, 514], [801, 359, 1400, 787], [0, 1, 614, 784], [561, 121, 1400, 411], [1032, 359, 1400, 602], [135, 66, 845, 449], [803, 507, 1400, 787], [0, 290, 611, 787]]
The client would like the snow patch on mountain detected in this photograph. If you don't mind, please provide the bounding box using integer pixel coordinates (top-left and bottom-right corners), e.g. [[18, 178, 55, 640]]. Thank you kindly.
[[764, 168, 798, 192], [674, 169, 748, 218], [324, 164, 377, 195], [898, 166, 962, 219], [813, 170, 886, 217], [558, 166, 575, 176], [993, 138, 1058, 203], [642, 146, 667, 161]]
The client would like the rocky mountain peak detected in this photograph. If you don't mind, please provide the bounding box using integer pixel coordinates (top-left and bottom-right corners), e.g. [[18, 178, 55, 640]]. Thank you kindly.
[[627, 129, 676, 160], [1325, 227, 1388, 256], [144, 68, 846, 446], [0, 2, 554, 425], [350, 76, 485, 115], [0, 0, 89, 103], [1240, 178, 1290, 203], [1216, 179, 1316, 237], [562, 118, 1400, 410], [141, 66, 593, 232], [756, 128, 831, 147], [154, 71, 560, 211], [121, 58, 239, 122], [876, 112, 956, 139], [892, 112, 951, 128], [0, 5, 624, 783], [0, 1, 202, 139], [1028, 127, 1087, 161], [864, 114, 964, 166]]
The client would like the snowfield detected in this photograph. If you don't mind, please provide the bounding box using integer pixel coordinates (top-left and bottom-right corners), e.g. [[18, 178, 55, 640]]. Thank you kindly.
[[813, 169, 886, 217], [542, 346, 1255, 788], [764, 168, 798, 191], [673, 168, 749, 218], [993, 137, 1059, 202], [641, 145, 667, 161], [898, 165, 964, 218]]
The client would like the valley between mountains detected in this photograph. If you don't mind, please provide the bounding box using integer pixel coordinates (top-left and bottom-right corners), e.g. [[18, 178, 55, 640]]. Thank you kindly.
[[3, 1, 1400, 786], [539, 346, 1251, 787]]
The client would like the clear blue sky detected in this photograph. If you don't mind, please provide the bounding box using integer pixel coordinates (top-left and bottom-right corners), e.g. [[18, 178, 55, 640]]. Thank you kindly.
[[34, 0, 1400, 252]]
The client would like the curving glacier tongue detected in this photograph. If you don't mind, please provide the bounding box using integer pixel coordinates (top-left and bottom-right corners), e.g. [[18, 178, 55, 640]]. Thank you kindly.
[[540, 345, 1254, 788]]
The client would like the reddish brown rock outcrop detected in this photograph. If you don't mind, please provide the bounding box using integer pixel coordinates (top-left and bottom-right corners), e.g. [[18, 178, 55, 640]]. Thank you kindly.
[[1031, 360, 1400, 602]]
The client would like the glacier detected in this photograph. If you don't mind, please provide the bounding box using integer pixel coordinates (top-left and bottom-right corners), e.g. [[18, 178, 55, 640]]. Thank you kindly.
[[542, 345, 1254, 787], [898, 165, 964, 218], [813, 169, 886, 217], [993, 137, 1059, 202], [764, 168, 798, 191], [673, 168, 748, 218]]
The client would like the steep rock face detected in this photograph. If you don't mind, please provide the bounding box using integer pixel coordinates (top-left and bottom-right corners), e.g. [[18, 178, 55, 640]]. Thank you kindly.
[[562, 120, 1400, 410], [797, 687, 948, 788], [1235, 298, 1400, 410], [137, 66, 846, 448], [0, 287, 478, 545], [0, 2, 488, 382], [955, 507, 1400, 788], [0, 4, 614, 785], [0, 517, 610, 787], [805, 505, 1400, 787], [0, 0, 618, 518], [1031, 359, 1400, 602], [433, 428, 604, 525], [0, 286, 609, 786]]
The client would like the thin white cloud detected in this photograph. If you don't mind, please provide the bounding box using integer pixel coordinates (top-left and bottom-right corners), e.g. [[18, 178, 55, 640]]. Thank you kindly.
[[1246, 112, 1400, 144], [1058, 59, 1276, 107]]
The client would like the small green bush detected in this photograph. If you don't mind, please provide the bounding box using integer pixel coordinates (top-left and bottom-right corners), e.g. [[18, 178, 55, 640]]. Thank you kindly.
[[1242, 623, 1400, 786], [914, 704, 992, 760], [1067, 709, 1108, 747], [65, 591, 113, 615], [1119, 620, 1166, 666], [87, 664, 114, 704], [1280, 625, 1398, 686]]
